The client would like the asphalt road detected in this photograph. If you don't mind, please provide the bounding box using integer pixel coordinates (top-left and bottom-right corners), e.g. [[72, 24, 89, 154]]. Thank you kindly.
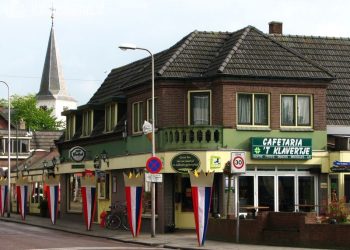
[[0, 221, 165, 250]]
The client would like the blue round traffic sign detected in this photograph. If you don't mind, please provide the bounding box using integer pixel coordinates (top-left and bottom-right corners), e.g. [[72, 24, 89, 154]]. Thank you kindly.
[[146, 156, 163, 174]]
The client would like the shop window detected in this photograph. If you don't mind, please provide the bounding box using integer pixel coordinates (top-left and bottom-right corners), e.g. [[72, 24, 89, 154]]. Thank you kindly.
[[281, 95, 312, 127], [82, 110, 94, 136], [31, 182, 43, 204], [132, 101, 143, 134], [189, 91, 211, 126], [68, 173, 82, 213], [147, 98, 158, 127], [345, 175, 350, 203], [237, 93, 269, 126], [330, 175, 339, 202], [105, 103, 117, 132], [239, 176, 254, 206], [298, 176, 315, 211]]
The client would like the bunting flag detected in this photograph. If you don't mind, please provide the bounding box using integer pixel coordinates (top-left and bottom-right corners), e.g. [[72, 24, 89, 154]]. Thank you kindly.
[[44, 175, 60, 225], [123, 172, 144, 237], [81, 175, 96, 231], [189, 170, 214, 246], [16, 176, 29, 221], [0, 178, 8, 217]]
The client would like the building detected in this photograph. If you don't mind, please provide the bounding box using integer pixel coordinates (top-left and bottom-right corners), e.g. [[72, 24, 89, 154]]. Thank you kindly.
[[36, 15, 77, 125], [56, 22, 342, 232]]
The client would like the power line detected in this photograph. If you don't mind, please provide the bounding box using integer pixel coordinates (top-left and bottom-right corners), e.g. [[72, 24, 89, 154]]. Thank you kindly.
[[0, 74, 102, 82]]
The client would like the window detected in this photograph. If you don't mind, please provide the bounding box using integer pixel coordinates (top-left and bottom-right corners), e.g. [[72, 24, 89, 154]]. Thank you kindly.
[[0, 138, 30, 155], [237, 93, 269, 126], [147, 98, 158, 127], [66, 114, 75, 140], [281, 95, 311, 127], [132, 102, 143, 133], [82, 110, 93, 136], [189, 91, 211, 125], [105, 103, 118, 132]]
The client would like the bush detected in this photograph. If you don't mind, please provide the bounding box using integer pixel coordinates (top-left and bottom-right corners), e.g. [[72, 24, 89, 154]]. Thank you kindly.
[[327, 197, 349, 223]]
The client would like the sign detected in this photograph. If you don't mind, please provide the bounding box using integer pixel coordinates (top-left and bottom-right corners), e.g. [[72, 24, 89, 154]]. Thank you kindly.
[[146, 156, 163, 174], [231, 152, 246, 173], [171, 153, 200, 173], [331, 161, 350, 172], [145, 173, 163, 183], [251, 137, 312, 160], [69, 146, 86, 162], [210, 156, 221, 169]]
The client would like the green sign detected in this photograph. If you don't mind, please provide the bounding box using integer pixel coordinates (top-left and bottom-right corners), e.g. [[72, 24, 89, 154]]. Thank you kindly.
[[171, 153, 200, 173], [251, 137, 312, 160]]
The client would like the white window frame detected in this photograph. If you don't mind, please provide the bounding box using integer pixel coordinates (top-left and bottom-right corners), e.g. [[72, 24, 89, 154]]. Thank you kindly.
[[146, 97, 158, 128], [188, 90, 212, 126], [132, 101, 143, 134], [280, 94, 313, 128], [66, 114, 76, 140], [236, 93, 270, 128], [105, 103, 118, 133], [82, 110, 94, 137]]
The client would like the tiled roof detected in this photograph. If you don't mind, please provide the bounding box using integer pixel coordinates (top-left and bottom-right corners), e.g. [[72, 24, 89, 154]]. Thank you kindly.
[[271, 35, 350, 125], [88, 26, 332, 104], [30, 131, 63, 151]]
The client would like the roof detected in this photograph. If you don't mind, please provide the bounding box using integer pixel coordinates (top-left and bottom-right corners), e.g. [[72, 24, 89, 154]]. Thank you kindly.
[[30, 131, 63, 151], [88, 26, 333, 104], [271, 34, 350, 126], [36, 25, 75, 102]]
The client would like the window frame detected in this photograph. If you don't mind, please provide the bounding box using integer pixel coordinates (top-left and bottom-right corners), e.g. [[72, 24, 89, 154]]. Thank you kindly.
[[82, 110, 94, 137], [280, 94, 313, 128], [132, 101, 144, 134], [105, 103, 118, 133], [188, 90, 212, 126], [146, 97, 158, 128], [236, 92, 270, 128], [66, 114, 76, 140]]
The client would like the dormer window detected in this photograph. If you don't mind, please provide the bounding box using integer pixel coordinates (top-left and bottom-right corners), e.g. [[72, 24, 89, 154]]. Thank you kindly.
[[66, 114, 76, 140], [105, 103, 118, 132], [82, 110, 94, 136]]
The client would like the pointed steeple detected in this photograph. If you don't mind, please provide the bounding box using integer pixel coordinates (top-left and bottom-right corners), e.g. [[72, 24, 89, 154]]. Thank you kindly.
[[36, 12, 77, 124]]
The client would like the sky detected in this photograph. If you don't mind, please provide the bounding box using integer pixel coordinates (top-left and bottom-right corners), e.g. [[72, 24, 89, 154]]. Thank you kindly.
[[1, 0, 350, 105]]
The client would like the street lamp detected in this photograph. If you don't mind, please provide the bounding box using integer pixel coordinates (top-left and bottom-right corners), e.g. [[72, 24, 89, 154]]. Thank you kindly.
[[119, 44, 156, 237], [0, 81, 11, 217]]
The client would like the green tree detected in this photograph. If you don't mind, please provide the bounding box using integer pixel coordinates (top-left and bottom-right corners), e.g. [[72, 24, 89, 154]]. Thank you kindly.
[[1, 94, 63, 130]]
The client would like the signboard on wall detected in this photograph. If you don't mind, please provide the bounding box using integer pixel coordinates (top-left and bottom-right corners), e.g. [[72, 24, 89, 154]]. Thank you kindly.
[[171, 153, 200, 173], [251, 137, 312, 160]]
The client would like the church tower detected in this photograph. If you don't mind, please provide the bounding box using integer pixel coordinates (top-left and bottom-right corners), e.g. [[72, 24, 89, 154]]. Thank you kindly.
[[36, 9, 77, 125]]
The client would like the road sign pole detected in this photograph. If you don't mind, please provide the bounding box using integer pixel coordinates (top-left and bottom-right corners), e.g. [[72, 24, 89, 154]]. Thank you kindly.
[[236, 175, 240, 243]]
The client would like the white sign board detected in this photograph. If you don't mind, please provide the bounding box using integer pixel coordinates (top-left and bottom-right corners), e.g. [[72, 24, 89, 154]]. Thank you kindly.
[[231, 151, 246, 174], [145, 173, 163, 183]]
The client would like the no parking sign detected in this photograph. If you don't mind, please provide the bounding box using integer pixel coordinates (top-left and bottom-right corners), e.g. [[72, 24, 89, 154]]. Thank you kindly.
[[231, 151, 246, 173]]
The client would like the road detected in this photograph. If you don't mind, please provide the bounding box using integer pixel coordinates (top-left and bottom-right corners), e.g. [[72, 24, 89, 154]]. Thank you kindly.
[[0, 221, 166, 250]]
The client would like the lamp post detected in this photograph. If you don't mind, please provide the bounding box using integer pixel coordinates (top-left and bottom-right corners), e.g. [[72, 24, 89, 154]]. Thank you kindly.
[[0, 81, 11, 217], [119, 44, 156, 237]]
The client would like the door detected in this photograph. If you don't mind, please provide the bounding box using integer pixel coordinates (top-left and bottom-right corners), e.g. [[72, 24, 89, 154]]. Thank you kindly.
[[258, 176, 275, 211], [278, 176, 295, 212]]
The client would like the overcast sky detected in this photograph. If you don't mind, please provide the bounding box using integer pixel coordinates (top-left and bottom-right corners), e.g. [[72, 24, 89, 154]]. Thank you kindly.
[[1, 0, 350, 105]]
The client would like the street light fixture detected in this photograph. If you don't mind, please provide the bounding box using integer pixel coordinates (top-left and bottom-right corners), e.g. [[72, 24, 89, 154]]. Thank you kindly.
[[0, 80, 11, 218], [119, 44, 156, 237]]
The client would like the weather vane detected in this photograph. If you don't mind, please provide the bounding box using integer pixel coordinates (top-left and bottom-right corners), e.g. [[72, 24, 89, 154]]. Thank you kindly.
[[50, 3, 56, 26]]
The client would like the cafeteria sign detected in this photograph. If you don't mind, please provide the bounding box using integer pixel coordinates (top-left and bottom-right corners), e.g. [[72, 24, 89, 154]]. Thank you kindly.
[[251, 137, 312, 160]]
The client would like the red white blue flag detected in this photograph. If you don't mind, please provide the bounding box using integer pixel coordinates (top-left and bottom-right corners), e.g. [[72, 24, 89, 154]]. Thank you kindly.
[[16, 185, 28, 220], [81, 175, 96, 231], [190, 171, 214, 246], [124, 173, 144, 237], [47, 185, 59, 224], [44, 176, 60, 225], [0, 184, 8, 216]]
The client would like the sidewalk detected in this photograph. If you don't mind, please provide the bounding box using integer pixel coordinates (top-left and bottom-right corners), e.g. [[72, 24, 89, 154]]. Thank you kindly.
[[0, 213, 324, 250]]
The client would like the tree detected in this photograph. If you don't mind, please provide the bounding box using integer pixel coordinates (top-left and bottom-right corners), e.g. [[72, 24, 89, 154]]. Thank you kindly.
[[1, 94, 63, 130]]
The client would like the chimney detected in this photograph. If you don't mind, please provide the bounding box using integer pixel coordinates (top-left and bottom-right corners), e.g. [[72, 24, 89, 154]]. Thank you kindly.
[[269, 21, 283, 35], [19, 119, 26, 130]]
